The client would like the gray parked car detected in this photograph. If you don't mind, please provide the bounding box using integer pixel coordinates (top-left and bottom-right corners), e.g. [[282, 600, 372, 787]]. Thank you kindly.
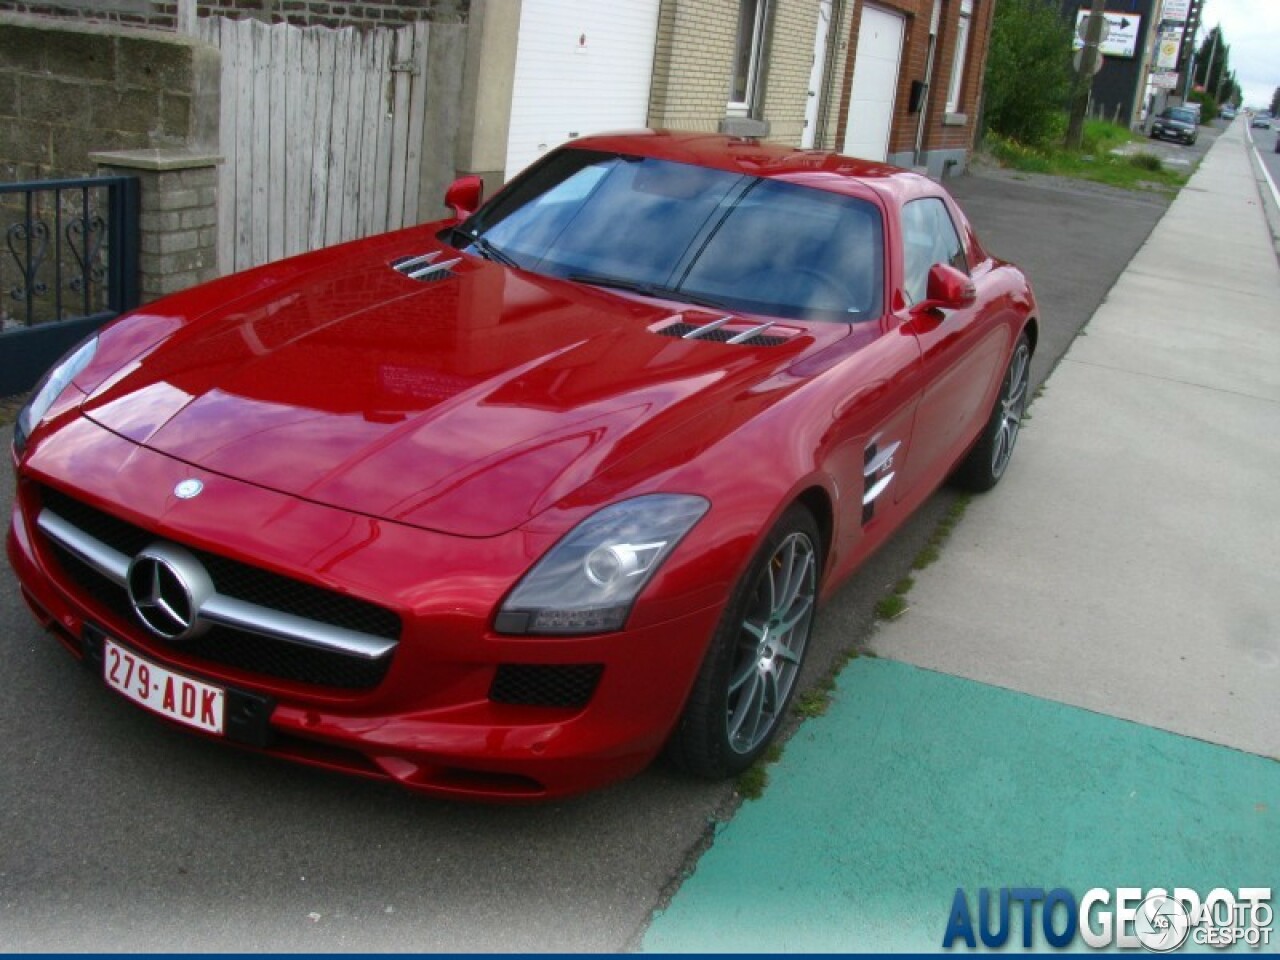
[[1151, 107, 1198, 145]]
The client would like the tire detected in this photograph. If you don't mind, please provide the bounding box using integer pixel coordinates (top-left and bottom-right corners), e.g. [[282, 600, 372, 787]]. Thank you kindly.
[[666, 503, 822, 778], [951, 331, 1031, 493]]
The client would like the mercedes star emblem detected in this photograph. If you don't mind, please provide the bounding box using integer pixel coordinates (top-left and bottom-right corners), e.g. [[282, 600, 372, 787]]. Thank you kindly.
[[126, 543, 214, 641]]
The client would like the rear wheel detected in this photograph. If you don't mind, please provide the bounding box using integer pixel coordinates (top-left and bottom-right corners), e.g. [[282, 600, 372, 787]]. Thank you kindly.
[[666, 504, 821, 778], [952, 332, 1031, 492]]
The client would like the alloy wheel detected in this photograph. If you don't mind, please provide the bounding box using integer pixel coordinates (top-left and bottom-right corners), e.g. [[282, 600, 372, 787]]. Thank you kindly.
[[725, 531, 817, 755], [991, 340, 1030, 478]]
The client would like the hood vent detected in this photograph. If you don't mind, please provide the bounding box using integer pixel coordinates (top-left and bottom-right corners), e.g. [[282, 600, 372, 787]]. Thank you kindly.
[[657, 315, 787, 347], [391, 251, 461, 283]]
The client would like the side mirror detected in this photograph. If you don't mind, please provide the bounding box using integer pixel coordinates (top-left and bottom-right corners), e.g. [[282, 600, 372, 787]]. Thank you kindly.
[[914, 263, 976, 312], [444, 175, 484, 221]]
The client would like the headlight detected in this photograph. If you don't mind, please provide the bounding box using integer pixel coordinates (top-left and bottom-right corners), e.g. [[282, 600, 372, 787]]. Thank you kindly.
[[13, 335, 99, 456], [495, 494, 710, 635]]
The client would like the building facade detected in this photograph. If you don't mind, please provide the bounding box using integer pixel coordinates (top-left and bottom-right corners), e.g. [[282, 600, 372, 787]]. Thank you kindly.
[[644, 0, 994, 177]]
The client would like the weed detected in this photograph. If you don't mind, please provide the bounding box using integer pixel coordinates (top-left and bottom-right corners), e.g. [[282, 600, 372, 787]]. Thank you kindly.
[[912, 545, 941, 570], [736, 743, 785, 800], [875, 594, 908, 620], [893, 575, 915, 595], [793, 689, 830, 718], [736, 764, 768, 800], [1128, 152, 1164, 172]]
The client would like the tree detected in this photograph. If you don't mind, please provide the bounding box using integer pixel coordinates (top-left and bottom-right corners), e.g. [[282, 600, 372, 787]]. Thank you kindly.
[[1272, 87, 1280, 116], [1194, 26, 1232, 102], [982, 0, 1074, 146]]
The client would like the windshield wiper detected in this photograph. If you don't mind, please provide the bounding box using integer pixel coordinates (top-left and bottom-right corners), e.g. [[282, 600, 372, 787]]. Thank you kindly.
[[567, 273, 731, 311], [455, 227, 520, 269]]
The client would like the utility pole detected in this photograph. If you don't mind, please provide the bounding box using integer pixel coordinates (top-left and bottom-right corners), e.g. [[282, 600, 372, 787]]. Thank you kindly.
[[1066, 0, 1107, 150]]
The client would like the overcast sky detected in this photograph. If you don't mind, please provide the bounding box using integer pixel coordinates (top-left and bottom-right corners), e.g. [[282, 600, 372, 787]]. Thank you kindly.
[[1199, 0, 1278, 107]]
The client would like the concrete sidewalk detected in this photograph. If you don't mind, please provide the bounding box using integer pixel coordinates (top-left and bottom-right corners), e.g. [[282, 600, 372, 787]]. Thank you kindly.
[[869, 120, 1280, 758], [644, 126, 1279, 951]]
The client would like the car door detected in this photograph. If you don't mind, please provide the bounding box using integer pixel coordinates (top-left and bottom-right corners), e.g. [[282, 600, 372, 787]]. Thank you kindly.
[[896, 195, 1009, 497]]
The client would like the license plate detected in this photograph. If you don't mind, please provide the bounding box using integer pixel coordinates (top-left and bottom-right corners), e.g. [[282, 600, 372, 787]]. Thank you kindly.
[[102, 638, 225, 735]]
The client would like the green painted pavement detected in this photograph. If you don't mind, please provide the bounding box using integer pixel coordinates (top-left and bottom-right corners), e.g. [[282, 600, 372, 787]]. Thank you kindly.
[[643, 659, 1278, 953]]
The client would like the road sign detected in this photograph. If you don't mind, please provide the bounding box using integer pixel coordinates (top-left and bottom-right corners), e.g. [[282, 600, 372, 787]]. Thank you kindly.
[[1162, 0, 1190, 22], [1073, 10, 1142, 58], [1076, 13, 1111, 43], [1151, 71, 1179, 90], [1073, 48, 1106, 76]]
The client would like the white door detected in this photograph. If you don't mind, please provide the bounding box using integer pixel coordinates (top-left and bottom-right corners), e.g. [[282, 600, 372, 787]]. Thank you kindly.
[[505, 0, 660, 181], [802, 0, 834, 149], [843, 4, 905, 161]]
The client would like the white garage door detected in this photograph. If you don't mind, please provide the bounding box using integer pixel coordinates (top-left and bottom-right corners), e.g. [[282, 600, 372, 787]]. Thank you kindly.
[[843, 4, 905, 162], [505, 0, 660, 181]]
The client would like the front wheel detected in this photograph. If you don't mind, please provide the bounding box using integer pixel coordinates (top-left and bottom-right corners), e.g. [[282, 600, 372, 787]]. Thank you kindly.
[[951, 332, 1031, 492], [666, 504, 821, 778]]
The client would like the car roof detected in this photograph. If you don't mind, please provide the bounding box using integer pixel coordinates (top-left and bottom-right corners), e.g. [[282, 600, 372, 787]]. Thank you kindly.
[[565, 129, 938, 208]]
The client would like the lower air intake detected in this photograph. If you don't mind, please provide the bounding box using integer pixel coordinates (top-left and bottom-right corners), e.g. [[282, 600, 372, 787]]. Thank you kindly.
[[489, 664, 604, 709]]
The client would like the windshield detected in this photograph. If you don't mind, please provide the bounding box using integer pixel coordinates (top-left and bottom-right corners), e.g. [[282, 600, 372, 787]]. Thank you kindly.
[[453, 149, 885, 323], [1167, 108, 1196, 123]]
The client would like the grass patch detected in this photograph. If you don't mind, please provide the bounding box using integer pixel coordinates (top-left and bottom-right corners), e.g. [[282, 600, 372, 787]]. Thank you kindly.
[[986, 122, 1187, 192]]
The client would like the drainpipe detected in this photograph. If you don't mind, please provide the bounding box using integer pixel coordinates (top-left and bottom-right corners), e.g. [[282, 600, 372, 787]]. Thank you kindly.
[[914, 0, 942, 167]]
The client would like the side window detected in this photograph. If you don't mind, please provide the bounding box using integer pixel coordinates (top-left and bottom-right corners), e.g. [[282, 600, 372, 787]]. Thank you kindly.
[[901, 198, 968, 305]]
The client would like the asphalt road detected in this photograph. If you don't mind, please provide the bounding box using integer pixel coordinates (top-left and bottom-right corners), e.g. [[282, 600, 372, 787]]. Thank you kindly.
[[1248, 121, 1280, 191], [0, 136, 1203, 950]]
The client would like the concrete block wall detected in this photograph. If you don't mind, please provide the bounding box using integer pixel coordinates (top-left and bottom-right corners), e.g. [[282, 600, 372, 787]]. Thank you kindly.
[[0, 0, 469, 30], [0, 13, 218, 181], [648, 0, 740, 134], [760, 0, 819, 144], [648, 0, 820, 145]]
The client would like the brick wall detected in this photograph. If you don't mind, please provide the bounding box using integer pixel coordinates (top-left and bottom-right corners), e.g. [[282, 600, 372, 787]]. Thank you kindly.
[[0, 0, 469, 30], [0, 13, 219, 181], [831, 0, 989, 169]]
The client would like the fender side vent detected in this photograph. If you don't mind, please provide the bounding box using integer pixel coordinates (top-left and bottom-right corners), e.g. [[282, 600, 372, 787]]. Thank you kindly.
[[391, 251, 461, 283]]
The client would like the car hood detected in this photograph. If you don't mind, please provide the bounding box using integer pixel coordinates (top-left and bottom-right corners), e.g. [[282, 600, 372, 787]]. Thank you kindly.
[[81, 240, 841, 536]]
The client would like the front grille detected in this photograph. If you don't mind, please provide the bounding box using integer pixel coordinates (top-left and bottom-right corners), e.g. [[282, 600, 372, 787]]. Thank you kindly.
[[38, 486, 400, 691], [489, 664, 603, 709], [657, 322, 787, 347]]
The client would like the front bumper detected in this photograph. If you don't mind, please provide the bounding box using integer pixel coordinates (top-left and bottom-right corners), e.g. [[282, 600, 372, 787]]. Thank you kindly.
[[8, 419, 724, 801], [1151, 125, 1195, 143]]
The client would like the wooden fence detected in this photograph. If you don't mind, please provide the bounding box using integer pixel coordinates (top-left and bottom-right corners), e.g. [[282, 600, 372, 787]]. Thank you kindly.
[[197, 17, 431, 274]]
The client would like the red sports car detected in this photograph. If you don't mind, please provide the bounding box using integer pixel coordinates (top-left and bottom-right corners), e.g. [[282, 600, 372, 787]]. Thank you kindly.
[[7, 132, 1037, 801]]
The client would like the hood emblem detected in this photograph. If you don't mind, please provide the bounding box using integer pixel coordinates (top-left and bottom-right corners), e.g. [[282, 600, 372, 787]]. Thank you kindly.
[[174, 479, 204, 500]]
